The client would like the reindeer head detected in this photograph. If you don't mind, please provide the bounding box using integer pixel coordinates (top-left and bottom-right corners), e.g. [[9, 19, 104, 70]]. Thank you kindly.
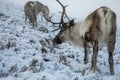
[[42, 5, 50, 19], [53, 19, 75, 44], [43, 0, 75, 45]]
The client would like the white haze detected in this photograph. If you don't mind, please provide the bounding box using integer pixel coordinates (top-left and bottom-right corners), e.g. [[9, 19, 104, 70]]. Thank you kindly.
[[0, 0, 120, 80], [7, 0, 120, 25]]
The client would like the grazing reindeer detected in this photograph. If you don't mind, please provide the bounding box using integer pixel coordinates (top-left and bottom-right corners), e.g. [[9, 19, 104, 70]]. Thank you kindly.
[[44, 0, 116, 75], [24, 1, 37, 27], [54, 6, 116, 75], [24, 1, 50, 27]]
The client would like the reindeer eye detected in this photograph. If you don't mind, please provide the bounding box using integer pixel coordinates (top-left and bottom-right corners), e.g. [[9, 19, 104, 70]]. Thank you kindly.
[[61, 27, 67, 31], [63, 26, 69, 31], [61, 23, 67, 31]]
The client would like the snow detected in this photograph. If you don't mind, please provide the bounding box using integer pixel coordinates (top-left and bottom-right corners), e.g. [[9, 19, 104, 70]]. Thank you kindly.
[[0, 0, 120, 80]]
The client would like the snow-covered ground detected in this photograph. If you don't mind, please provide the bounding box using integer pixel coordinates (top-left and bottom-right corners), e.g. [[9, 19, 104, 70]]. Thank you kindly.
[[0, 0, 120, 80]]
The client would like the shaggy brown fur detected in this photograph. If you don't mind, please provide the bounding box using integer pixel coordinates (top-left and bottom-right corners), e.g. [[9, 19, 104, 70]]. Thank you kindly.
[[24, 1, 50, 27], [54, 6, 116, 75]]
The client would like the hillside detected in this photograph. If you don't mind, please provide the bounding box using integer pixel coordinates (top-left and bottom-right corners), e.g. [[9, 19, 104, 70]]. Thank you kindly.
[[0, 0, 120, 80]]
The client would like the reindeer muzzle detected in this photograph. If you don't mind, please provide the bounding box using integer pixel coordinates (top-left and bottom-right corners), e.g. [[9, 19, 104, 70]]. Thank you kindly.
[[53, 36, 63, 45]]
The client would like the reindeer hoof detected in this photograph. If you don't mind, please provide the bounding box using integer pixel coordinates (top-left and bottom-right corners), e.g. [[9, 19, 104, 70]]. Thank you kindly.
[[110, 72, 115, 75], [84, 60, 88, 64], [84, 59, 88, 64], [90, 66, 97, 73]]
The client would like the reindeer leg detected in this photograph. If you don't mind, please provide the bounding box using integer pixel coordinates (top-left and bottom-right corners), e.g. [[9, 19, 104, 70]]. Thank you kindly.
[[33, 15, 36, 27], [107, 35, 115, 75], [91, 40, 98, 72], [30, 16, 34, 28], [108, 52, 114, 75], [32, 21, 34, 27], [29, 15, 33, 27], [33, 12, 37, 27], [84, 42, 90, 64], [25, 14, 27, 24], [35, 15, 37, 27]]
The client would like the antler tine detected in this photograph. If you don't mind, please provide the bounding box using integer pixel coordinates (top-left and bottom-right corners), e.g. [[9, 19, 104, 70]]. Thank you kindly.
[[51, 27, 61, 32], [56, 0, 64, 8], [44, 0, 71, 29], [64, 12, 70, 21], [56, 0, 66, 21], [56, 0, 70, 27], [58, 11, 70, 22], [43, 15, 60, 25]]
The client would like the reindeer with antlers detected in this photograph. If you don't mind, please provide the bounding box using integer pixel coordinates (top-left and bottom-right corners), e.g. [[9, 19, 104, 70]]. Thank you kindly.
[[24, 1, 50, 27], [44, 0, 116, 75]]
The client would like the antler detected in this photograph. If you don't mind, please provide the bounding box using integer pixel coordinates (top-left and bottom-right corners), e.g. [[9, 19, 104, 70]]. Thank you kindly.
[[43, 15, 60, 25], [58, 11, 70, 22], [56, 0, 70, 27], [44, 0, 70, 28]]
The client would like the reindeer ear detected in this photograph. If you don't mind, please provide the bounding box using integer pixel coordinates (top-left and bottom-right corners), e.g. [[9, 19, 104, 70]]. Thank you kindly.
[[70, 19, 75, 26]]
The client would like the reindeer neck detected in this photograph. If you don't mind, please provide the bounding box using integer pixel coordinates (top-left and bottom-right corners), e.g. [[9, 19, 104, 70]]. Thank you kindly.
[[69, 22, 84, 47]]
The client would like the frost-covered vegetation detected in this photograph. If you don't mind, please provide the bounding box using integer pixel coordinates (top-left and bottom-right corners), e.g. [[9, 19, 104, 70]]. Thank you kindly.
[[0, 0, 120, 80]]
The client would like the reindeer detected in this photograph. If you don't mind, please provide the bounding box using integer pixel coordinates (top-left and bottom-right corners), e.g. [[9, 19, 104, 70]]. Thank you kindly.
[[24, 1, 50, 27], [24, 1, 37, 27], [44, 0, 116, 75]]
